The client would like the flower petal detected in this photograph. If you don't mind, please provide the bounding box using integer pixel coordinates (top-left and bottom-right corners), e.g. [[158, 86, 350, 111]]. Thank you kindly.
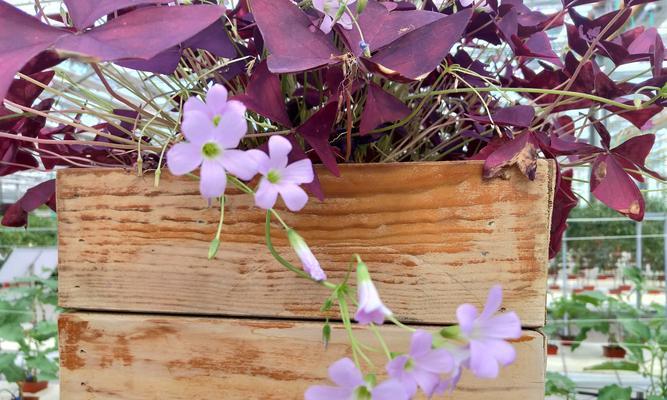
[[254, 179, 279, 210], [415, 348, 453, 374], [184, 97, 208, 117], [245, 149, 271, 175], [282, 158, 314, 184], [304, 385, 353, 400], [371, 379, 409, 400], [483, 338, 516, 366], [277, 184, 309, 212], [206, 84, 229, 114], [167, 142, 202, 176], [479, 312, 522, 340], [182, 111, 215, 144], [409, 330, 433, 358], [214, 100, 247, 149], [268, 135, 292, 169], [469, 340, 500, 379], [413, 368, 440, 397], [480, 285, 503, 320], [319, 15, 334, 34], [220, 149, 258, 181], [456, 303, 478, 336], [328, 358, 364, 388], [199, 159, 227, 199]]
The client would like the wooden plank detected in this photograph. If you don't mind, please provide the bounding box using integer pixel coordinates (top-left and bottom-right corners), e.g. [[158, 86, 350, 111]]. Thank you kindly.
[[59, 312, 546, 400], [57, 161, 554, 327]]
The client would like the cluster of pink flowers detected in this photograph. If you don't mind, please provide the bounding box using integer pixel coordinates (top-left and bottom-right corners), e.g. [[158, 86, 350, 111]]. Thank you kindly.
[[169, 85, 522, 400], [167, 85, 326, 280], [307, 278, 521, 399]]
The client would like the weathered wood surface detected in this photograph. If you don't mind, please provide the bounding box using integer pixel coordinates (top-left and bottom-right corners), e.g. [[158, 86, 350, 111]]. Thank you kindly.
[[57, 161, 554, 327], [59, 312, 546, 400]]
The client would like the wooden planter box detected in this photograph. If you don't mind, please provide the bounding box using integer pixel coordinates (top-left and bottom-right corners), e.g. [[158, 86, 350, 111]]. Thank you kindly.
[[57, 161, 554, 399]]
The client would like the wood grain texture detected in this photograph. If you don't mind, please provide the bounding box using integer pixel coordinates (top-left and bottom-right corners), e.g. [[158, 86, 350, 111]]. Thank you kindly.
[[59, 312, 546, 400], [57, 161, 554, 327]]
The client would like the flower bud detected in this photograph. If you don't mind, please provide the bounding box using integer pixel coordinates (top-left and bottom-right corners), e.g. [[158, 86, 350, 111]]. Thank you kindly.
[[287, 229, 327, 281]]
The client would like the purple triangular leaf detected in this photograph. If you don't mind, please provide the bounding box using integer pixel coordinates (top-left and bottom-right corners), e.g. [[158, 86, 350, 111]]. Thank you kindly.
[[359, 84, 411, 135], [549, 168, 577, 258], [1, 179, 56, 227], [234, 61, 292, 128], [297, 101, 340, 176], [469, 105, 535, 128], [0, 1, 68, 101], [63, 0, 165, 30], [590, 154, 644, 221], [339, 0, 445, 56], [603, 102, 662, 129], [363, 8, 472, 81], [55, 5, 225, 62], [251, 0, 342, 73]]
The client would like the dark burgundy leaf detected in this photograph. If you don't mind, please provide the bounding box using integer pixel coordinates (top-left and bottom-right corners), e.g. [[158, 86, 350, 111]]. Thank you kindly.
[[364, 9, 473, 81], [55, 5, 225, 62], [297, 101, 340, 176], [19, 50, 62, 75], [604, 103, 663, 129], [470, 105, 535, 128], [0, 1, 68, 101], [251, 0, 342, 73], [234, 61, 292, 128], [549, 168, 577, 258], [63, 0, 165, 29], [483, 132, 540, 180], [339, 0, 444, 57], [183, 21, 236, 58], [5, 71, 54, 107], [1, 179, 56, 227], [359, 84, 410, 135], [589, 116, 611, 149], [590, 154, 644, 221], [116, 46, 182, 74]]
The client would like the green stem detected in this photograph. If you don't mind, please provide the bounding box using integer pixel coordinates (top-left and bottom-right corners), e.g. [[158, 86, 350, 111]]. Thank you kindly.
[[408, 87, 645, 111], [388, 315, 416, 333], [369, 323, 392, 360], [338, 294, 374, 368]]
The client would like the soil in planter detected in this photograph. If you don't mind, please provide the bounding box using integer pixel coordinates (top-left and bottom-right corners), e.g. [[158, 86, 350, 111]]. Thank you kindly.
[[547, 343, 559, 355], [603, 345, 626, 359]]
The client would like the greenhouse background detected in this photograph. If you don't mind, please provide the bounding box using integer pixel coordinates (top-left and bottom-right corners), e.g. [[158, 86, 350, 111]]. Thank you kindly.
[[0, 0, 666, 399]]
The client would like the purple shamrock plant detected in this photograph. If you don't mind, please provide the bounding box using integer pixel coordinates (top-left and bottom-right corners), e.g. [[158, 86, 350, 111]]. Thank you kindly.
[[0, 1, 665, 398]]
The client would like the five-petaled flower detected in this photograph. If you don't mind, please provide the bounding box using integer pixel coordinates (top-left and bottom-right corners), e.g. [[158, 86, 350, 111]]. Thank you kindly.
[[386, 330, 454, 397], [456, 285, 521, 378], [305, 358, 408, 400], [247, 135, 315, 212], [313, 0, 357, 34], [167, 84, 255, 199], [354, 260, 392, 325]]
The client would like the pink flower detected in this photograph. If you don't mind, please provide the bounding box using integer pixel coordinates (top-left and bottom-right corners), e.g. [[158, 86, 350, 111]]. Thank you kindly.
[[354, 261, 392, 325], [313, 0, 356, 34], [167, 85, 256, 199], [305, 358, 408, 400], [386, 330, 454, 397], [456, 285, 521, 378], [248, 135, 314, 212], [287, 229, 327, 281]]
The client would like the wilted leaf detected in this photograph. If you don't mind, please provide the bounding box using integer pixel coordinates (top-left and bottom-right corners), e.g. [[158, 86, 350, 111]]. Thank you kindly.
[[483, 132, 540, 180], [590, 155, 644, 221]]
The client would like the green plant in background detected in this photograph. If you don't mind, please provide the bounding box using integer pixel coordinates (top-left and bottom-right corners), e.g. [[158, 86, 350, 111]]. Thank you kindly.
[[0, 274, 60, 387], [0, 212, 57, 260], [545, 372, 576, 399], [546, 283, 667, 399]]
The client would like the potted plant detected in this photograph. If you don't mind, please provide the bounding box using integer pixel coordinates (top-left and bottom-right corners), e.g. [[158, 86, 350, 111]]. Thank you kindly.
[[0, 276, 60, 399], [0, 0, 664, 398]]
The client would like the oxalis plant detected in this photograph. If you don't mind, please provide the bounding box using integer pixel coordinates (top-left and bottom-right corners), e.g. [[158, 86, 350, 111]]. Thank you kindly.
[[0, 0, 665, 398]]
